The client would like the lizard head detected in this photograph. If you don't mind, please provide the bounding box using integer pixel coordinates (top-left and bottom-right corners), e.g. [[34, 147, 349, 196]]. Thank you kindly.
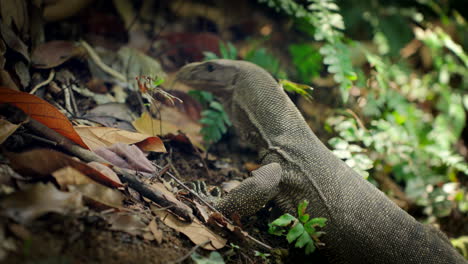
[[175, 60, 240, 97]]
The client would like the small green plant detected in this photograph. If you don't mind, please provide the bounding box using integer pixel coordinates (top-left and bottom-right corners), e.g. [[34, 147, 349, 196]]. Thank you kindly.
[[191, 251, 225, 264], [188, 90, 232, 145], [268, 200, 327, 254], [254, 250, 271, 262]]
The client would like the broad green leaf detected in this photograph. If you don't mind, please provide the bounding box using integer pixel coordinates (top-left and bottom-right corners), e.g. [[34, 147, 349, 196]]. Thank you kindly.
[[270, 213, 296, 226], [286, 222, 305, 243], [295, 231, 313, 248]]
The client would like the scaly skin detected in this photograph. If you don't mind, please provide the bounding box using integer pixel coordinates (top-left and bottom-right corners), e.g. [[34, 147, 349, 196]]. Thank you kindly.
[[176, 59, 466, 263]]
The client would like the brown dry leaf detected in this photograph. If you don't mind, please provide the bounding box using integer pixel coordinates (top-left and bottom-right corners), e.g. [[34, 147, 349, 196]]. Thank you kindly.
[[52, 166, 124, 209], [150, 182, 193, 213], [107, 213, 148, 236], [52, 166, 96, 187], [133, 111, 203, 149], [0, 70, 19, 91], [148, 219, 163, 244], [0, 119, 19, 144], [0, 0, 28, 37], [74, 126, 166, 152], [70, 183, 124, 210], [0, 21, 29, 61], [43, 0, 94, 22], [153, 207, 226, 250], [132, 111, 179, 136], [0, 183, 85, 223], [0, 87, 88, 148], [86, 162, 122, 185], [7, 149, 123, 188], [94, 143, 156, 173], [31, 40, 86, 69]]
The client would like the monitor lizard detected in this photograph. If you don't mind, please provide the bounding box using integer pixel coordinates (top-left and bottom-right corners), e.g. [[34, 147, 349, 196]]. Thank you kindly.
[[176, 59, 466, 263]]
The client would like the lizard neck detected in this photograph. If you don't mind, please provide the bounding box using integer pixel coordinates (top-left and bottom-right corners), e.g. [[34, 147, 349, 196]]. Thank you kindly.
[[229, 73, 328, 166]]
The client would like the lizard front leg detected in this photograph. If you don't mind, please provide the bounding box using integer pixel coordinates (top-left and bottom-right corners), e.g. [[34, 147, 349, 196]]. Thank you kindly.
[[215, 163, 282, 218]]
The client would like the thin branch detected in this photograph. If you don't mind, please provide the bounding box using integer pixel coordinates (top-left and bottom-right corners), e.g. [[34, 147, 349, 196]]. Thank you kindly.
[[80, 40, 126, 82], [30, 69, 55, 94], [153, 163, 272, 251]]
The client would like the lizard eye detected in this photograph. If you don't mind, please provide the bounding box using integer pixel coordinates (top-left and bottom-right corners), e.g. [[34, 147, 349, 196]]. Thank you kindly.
[[206, 64, 215, 72]]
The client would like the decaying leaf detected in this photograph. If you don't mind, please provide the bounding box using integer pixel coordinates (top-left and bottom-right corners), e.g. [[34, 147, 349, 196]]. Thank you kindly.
[[0, 183, 85, 223], [70, 183, 124, 210], [0, 119, 19, 144], [153, 207, 226, 250], [31, 40, 86, 68], [0, 87, 88, 148], [52, 166, 124, 210], [42, 0, 94, 22], [0, 21, 29, 61], [74, 126, 166, 152], [86, 161, 122, 185], [106, 212, 148, 236], [148, 219, 163, 244], [94, 143, 156, 173], [7, 149, 123, 188], [133, 111, 203, 149], [52, 166, 95, 187]]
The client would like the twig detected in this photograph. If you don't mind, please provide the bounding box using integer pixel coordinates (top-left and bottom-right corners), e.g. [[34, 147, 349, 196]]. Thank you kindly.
[[170, 240, 211, 264], [194, 144, 211, 178], [69, 84, 80, 116], [21, 132, 58, 146], [153, 163, 273, 251], [62, 84, 74, 116], [345, 109, 367, 131], [80, 40, 126, 82], [30, 69, 55, 94], [154, 163, 220, 214]]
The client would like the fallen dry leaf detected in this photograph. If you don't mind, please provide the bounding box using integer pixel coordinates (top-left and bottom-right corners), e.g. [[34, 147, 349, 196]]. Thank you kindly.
[[106, 213, 148, 237], [0, 119, 19, 144], [133, 111, 203, 150], [74, 126, 166, 152], [31, 40, 86, 68], [148, 219, 163, 244], [153, 207, 226, 250], [86, 161, 122, 185], [52, 166, 95, 187], [7, 149, 123, 188], [0, 0, 28, 37], [94, 143, 156, 173], [0, 21, 29, 61], [52, 166, 124, 210], [0, 183, 85, 223], [70, 183, 124, 210], [0, 87, 88, 148]]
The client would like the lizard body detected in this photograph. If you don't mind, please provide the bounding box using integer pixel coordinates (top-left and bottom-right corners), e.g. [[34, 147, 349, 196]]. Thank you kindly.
[[176, 59, 466, 263]]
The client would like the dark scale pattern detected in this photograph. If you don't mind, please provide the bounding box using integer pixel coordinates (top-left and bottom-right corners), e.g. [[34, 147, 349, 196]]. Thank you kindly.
[[177, 60, 466, 264]]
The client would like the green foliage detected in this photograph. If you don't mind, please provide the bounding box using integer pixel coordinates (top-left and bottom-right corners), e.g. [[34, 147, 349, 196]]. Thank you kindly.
[[188, 91, 232, 145], [451, 236, 468, 258], [191, 252, 225, 264], [254, 251, 271, 261], [203, 42, 237, 60], [268, 200, 327, 254], [325, 8, 468, 220], [245, 47, 287, 79], [279, 79, 314, 101], [288, 43, 322, 82], [258, 0, 357, 101]]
